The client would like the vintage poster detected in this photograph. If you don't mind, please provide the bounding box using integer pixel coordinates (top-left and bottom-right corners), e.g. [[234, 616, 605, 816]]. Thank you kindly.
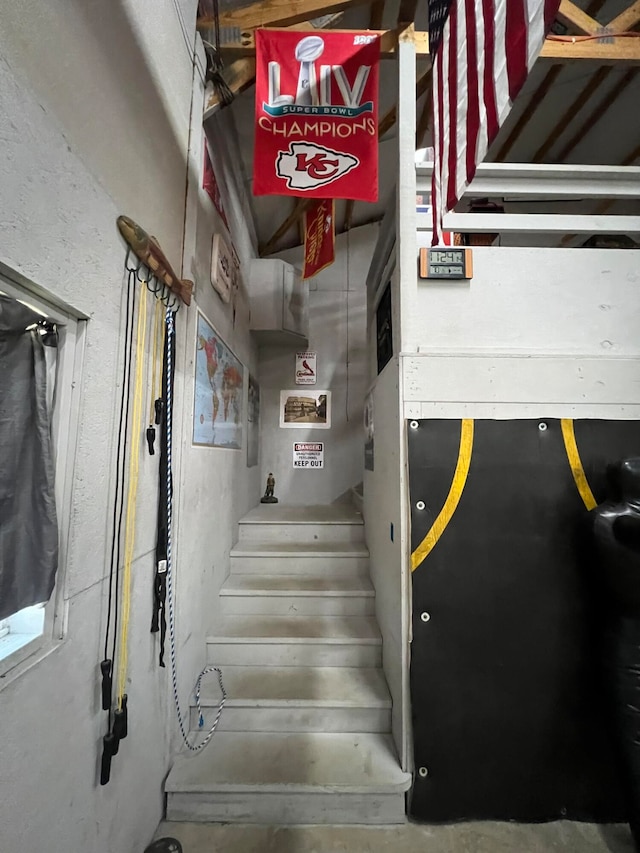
[[295, 351, 317, 385], [193, 312, 243, 448], [280, 390, 331, 429], [247, 374, 260, 467], [293, 442, 324, 469], [203, 140, 229, 228], [303, 199, 335, 278], [253, 29, 380, 201]]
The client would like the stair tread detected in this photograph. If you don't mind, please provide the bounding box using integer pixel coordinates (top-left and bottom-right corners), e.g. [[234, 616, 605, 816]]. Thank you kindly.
[[240, 504, 364, 525], [195, 666, 391, 707], [220, 574, 374, 596], [231, 541, 369, 557], [208, 615, 381, 644], [166, 732, 411, 793]]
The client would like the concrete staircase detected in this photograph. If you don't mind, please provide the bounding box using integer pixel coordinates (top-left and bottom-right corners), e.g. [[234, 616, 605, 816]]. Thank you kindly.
[[165, 504, 411, 825]]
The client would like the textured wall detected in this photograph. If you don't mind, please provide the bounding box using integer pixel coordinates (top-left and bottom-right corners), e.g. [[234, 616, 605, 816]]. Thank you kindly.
[[0, 3, 258, 851], [257, 225, 374, 506]]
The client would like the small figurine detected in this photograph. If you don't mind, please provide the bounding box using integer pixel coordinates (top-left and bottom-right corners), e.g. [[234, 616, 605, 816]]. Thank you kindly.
[[261, 472, 278, 504]]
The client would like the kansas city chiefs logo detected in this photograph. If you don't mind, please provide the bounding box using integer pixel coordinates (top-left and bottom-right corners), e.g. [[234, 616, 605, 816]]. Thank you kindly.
[[276, 142, 358, 191]]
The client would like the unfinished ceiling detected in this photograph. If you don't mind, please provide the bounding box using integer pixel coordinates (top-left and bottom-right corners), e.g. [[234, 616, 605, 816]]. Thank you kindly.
[[198, 0, 640, 253]]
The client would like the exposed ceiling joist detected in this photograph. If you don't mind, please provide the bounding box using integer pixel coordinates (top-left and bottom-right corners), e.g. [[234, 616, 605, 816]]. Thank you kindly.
[[496, 65, 563, 161], [216, 29, 640, 63], [557, 0, 599, 34], [608, 1, 640, 32], [397, 0, 419, 24], [199, 0, 371, 31], [540, 37, 640, 63], [260, 199, 312, 256], [369, 1, 385, 29], [204, 58, 256, 118], [556, 68, 638, 161], [533, 66, 612, 162], [585, 0, 607, 16]]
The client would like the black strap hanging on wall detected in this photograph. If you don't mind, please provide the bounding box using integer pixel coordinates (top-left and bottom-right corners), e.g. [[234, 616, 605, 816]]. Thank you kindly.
[[151, 312, 176, 667]]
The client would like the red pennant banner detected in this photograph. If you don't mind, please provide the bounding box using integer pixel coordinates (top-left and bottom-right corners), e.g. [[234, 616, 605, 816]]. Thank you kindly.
[[203, 142, 229, 229], [253, 29, 379, 202], [303, 199, 335, 279]]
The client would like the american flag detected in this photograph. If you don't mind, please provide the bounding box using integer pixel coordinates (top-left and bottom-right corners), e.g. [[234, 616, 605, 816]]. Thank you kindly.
[[429, 0, 560, 244]]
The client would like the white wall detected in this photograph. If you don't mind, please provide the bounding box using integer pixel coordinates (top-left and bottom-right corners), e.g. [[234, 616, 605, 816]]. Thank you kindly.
[[258, 225, 374, 505], [0, 3, 258, 851], [402, 247, 640, 419]]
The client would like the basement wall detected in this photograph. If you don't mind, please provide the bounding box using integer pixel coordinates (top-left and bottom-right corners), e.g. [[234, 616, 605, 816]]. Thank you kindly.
[[258, 225, 374, 506], [0, 3, 258, 851]]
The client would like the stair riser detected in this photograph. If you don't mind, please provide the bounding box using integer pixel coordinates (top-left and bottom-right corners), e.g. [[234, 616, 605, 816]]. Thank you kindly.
[[188, 705, 391, 733], [220, 594, 375, 617], [166, 791, 407, 825], [230, 556, 370, 576], [207, 641, 382, 668], [238, 523, 364, 544]]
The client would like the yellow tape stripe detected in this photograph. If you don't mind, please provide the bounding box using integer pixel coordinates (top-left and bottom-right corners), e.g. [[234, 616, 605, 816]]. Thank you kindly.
[[411, 419, 474, 572], [561, 418, 597, 511]]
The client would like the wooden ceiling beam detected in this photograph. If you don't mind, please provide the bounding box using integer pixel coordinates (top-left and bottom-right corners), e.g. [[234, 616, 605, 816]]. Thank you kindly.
[[343, 199, 356, 231], [199, 0, 372, 31], [533, 66, 612, 162], [203, 58, 256, 118], [369, 1, 385, 29], [260, 199, 312, 256], [557, 0, 599, 34], [585, 0, 607, 17], [215, 29, 640, 63], [495, 65, 563, 161], [397, 0, 419, 24], [556, 68, 638, 161], [607, 1, 640, 31]]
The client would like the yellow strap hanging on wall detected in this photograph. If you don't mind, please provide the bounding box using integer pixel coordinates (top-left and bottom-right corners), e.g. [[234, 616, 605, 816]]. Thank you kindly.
[[117, 282, 149, 707], [560, 418, 597, 511], [411, 419, 475, 572]]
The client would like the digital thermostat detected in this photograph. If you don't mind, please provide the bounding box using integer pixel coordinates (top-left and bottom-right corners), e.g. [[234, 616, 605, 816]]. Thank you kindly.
[[419, 247, 473, 280]]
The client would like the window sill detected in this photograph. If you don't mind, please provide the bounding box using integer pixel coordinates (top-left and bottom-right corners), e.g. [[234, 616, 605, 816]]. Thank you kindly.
[[0, 637, 65, 692]]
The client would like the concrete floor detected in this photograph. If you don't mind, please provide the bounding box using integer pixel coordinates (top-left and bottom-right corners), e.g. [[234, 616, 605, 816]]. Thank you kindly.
[[156, 821, 636, 853]]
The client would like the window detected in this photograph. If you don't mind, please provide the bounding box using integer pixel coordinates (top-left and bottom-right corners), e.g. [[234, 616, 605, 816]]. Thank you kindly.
[[0, 269, 83, 678]]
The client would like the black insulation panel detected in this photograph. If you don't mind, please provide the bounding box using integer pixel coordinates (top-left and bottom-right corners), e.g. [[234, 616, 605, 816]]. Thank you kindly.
[[408, 418, 640, 823]]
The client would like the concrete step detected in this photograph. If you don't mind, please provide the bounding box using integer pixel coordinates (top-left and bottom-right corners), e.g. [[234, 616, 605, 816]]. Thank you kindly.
[[206, 615, 382, 667], [238, 504, 365, 545], [230, 541, 370, 576], [189, 666, 391, 733], [219, 574, 375, 616], [165, 731, 412, 824]]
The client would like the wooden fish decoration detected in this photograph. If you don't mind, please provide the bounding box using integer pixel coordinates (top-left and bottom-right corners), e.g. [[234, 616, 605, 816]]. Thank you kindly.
[[117, 215, 193, 306]]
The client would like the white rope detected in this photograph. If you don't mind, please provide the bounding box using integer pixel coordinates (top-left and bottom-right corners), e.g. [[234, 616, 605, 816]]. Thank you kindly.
[[165, 308, 226, 751]]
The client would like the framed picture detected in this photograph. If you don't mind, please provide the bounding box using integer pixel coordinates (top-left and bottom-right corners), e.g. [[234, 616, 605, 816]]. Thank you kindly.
[[279, 390, 331, 430], [193, 311, 243, 448]]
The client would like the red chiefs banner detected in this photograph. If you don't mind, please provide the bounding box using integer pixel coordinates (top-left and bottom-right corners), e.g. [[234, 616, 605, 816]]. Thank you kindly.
[[303, 199, 335, 279], [203, 141, 229, 229], [253, 29, 379, 202]]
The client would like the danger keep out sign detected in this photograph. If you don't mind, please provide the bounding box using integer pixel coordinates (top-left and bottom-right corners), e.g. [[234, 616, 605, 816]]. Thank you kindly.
[[293, 442, 324, 468]]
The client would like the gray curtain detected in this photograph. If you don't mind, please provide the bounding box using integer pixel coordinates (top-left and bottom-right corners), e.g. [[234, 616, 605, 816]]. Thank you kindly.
[[0, 294, 58, 620]]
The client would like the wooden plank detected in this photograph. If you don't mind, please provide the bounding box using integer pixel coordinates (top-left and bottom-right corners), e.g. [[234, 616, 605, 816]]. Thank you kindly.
[[558, 0, 599, 34], [608, 1, 640, 32], [556, 68, 638, 161], [203, 58, 257, 118], [533, 66, 612, 162], [397, 0, 418, 24], [217, 27, 429, 57], [431, 212, 640, 234], [369, 1, 385, 29], [260, 199, 312, 256], [199, 0, 372, 30], [495, 65, 562, 160], [586, 0, 607, 16], [416, 162, 640, 199]]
